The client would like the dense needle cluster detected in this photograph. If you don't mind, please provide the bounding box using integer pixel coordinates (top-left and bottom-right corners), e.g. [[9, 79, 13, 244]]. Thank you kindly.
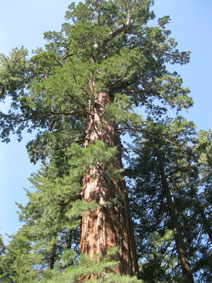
[[0, 1, 211, 282]]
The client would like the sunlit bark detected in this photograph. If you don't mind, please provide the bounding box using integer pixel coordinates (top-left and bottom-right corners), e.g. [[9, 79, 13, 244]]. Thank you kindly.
[[80, 89, 138, 279]]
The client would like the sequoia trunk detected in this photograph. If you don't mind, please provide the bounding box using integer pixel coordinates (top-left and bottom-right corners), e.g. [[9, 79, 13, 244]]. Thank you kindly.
[[80, 90, 138, 279]]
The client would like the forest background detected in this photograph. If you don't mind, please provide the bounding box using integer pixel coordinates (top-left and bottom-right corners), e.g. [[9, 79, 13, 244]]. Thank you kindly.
[[0, 0, 211, 245]]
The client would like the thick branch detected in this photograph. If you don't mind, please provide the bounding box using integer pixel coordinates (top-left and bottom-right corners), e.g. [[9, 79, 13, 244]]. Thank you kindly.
[[59, 193, 82, 212], [109, 20, 133, 38], [104, 16, 134, 46]]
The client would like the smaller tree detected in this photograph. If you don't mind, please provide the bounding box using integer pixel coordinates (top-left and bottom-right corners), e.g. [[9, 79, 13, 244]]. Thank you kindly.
[[127, 117, 197, 282], [0, 226, 41, 282]]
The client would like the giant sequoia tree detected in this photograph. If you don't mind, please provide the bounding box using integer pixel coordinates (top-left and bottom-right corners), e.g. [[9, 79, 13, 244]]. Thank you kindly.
[[0, 0, 196, 281]]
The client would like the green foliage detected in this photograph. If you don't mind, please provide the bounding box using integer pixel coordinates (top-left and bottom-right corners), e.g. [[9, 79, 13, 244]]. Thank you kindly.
[[0, 0, 192, 145], [0, 0, 207, 282], [140, 230, 175, 283], [105, 93, 144, 128], [39, 247, 141, 283], [126, 117, 212, 281], [0, 47, 30, 99], [0, 226, 42, 282]]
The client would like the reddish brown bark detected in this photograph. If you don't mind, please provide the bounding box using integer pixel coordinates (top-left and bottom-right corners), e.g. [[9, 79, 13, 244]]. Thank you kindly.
[[80, 90, 138, 279]]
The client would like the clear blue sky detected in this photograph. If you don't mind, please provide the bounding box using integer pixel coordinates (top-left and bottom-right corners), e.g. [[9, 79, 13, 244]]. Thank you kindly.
[[0, 0, 211, 242]]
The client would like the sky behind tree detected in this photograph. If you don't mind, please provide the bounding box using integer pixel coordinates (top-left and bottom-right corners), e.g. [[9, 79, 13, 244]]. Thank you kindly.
[[0, 0, 211, 242]]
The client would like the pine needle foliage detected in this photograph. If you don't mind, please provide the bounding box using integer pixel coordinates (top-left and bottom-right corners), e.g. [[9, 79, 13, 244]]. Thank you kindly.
[[1, 0, 211, 282]]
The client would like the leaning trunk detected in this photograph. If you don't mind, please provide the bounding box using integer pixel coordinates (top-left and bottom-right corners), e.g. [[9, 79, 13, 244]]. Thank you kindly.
[[80, 89, 139, 279], [158, 156, 194, 283]]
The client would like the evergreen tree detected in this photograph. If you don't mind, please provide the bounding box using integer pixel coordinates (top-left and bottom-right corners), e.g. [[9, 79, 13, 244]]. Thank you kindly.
[[126, 117, 196, 282], [190, 130, 212, 282], [126, 117, 212, 282], [0, 0, 193, 281], [0, 226, 41, 282]]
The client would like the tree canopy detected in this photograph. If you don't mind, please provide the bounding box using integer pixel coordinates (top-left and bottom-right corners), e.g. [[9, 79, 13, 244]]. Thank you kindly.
[[0, 0, 211, 282]]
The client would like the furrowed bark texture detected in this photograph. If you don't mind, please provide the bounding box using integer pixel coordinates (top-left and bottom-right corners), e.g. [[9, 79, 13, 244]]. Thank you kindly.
[[80, 90, 138, 279]]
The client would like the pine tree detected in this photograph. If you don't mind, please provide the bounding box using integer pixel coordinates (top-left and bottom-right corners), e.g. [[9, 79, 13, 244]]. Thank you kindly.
[[0, 226, 41, 282], [0, 0, 193, 280], [189, 130, 212, 282], [126, 117, 212, 282], [126, 117, 197, 282]]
